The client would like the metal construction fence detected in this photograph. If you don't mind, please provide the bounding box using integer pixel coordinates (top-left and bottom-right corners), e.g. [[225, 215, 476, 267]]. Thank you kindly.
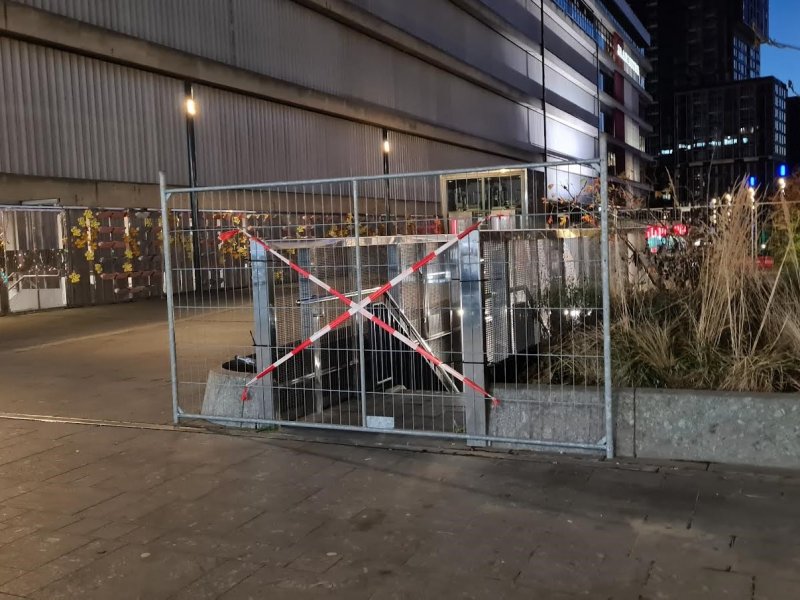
[[160, 152, 616, 455]]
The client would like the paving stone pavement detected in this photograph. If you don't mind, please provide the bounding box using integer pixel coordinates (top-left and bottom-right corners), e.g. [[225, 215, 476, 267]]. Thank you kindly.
[[0, 419, 797, 599]]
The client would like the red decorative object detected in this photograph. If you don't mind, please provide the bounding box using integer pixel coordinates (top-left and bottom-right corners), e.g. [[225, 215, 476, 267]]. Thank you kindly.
[[672, 223, 688, 236], [757, 256, 774, 269], [645, 224, 669, 240]]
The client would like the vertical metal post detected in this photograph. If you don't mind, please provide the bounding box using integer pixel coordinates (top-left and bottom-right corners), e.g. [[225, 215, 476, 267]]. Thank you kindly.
[[250, 239, 274, 422], [353, 181, 369, 424], [184, 82, 202, 285], [459, 227, 487, 446], [159, 172, 180, 424], [382, 128, 391, 222], [599, 135, 614, 459], [298, 248, 323, 414]]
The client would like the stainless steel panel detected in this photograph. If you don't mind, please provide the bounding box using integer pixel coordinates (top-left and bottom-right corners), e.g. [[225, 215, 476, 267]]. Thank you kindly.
[[481, 238, 509, 365], [458, 229, 487, 443]]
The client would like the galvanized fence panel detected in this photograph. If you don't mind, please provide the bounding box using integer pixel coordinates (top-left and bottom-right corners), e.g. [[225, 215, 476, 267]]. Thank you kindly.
[[159, 157, 612, 454]]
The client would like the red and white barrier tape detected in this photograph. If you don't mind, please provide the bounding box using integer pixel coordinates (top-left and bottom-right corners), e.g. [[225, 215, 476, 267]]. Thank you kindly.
[[218, 219, 499, 406]]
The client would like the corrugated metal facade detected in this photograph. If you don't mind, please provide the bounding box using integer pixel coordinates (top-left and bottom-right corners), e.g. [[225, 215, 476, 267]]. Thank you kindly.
[[0, 0, 618, 189], [231, 0, 531, 147], [13, 0, 532, 150], [14, 0, 234, 63], [387, 131, 510, 174], [0, 37, 188, 184], [347, 0, 534, 88], [193, 87, 512, 185], [193, 85, 384, 184]]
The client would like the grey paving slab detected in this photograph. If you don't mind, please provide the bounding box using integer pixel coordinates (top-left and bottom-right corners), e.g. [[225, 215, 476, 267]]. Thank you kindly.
[[732, 537, 800, 582], [170, 559, 263, 600], [630, 521, 737, 572], [691, 489, 800, 537], [0, 440, 62, 468], [75, 490, 173, 522], [0, 302, 172, 425], [135, 499, 266, 537], [0, 510, 79, 535], [236, 510, 327, 549], [0, 420, 791, 599], [5, 484, 120, 515], [152, 530, 298, 564], [0, 531, 91, 570], [30, 544, 219, 600], [641, 565, 753, 599], [362, 565, 533, 600], [0, 567, 25, 587], [0, 505, 26, 523], [754, 575, 800, 600], [0, 538, 124, 597], [218, 563, 376, 600], [54, 517, 112, 538], [86, 521, 139, 541]]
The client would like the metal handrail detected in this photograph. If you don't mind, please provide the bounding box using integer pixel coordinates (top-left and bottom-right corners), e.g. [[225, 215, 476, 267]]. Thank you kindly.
[[6, 273, 63, 293], [166, 159, 601, 195]]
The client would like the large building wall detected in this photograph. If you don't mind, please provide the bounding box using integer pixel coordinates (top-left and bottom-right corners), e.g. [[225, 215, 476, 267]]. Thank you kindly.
[[0, 0, 651, 208], [8, 0, 534, 152], [0, 37, 188, 186], [6, 0, 606, 153]]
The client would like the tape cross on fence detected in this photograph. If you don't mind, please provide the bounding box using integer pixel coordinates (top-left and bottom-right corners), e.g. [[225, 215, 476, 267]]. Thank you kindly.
[[218, 219, 501, 408]]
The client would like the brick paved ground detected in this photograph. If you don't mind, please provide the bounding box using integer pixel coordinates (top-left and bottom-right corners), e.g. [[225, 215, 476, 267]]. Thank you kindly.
[[0, 418, 796, 599]]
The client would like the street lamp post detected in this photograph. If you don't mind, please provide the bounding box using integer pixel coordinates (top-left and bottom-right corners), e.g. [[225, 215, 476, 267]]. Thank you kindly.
[[184, 82, 202, 283], [382, 128, 391, 227]]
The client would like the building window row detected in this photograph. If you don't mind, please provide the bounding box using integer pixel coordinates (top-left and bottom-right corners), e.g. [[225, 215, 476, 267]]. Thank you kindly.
[[733, 36, 758, 81], [549, 0, 645, 87]]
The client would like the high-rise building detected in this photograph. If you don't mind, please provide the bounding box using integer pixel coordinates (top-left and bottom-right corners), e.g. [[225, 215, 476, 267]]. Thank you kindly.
[[631, 0, 786, 203], [674, 77, 786, 199], [788, 96, 800, 175]]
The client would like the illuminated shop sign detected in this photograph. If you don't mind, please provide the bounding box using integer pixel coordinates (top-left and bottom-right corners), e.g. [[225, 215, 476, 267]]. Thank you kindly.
[[616, 44, 640, 77]]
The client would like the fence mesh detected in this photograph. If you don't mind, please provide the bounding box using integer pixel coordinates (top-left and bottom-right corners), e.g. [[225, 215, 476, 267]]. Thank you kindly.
[[160, 160, 610, 450]]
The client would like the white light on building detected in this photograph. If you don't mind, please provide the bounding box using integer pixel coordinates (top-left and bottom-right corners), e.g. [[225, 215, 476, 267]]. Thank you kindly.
[[185, 97, 197, 117]]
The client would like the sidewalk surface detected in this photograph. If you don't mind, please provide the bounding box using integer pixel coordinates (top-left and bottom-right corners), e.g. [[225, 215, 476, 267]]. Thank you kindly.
[[0, 417, 797, 599], [0, 301, 172, 424], [2, 304, 800, 598]]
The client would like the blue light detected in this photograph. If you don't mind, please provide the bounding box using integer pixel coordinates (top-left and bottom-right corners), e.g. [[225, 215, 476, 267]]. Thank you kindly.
[[748, 176, 757, 188], [778, 164, 788, 178]]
